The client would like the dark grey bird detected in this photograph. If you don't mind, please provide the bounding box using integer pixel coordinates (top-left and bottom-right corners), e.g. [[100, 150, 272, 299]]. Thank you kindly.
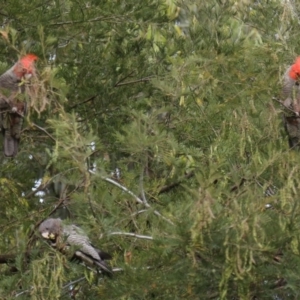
[[39, 218, 112, 275]]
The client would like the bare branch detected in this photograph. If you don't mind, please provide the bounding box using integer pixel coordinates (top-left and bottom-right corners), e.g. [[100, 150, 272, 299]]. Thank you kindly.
[[32, 123, 56, 142], [102, 175, 146, 206], [114, 71, 135, 87], [89, 170, 175, 225], [109, 232, 153, 240], [115, 76, 153, 87], [15, 287, 33, 298], [131, 209, 148, 217], [158, 171, 194, 195], [49, 16, 115, 26], [152, 212, 172, 225], [69, 94, 98, 109], [111, 266, 152, 272], [62, 277, 85, 290], [139, 169, 149, 206], [25, 181, 49, 198]]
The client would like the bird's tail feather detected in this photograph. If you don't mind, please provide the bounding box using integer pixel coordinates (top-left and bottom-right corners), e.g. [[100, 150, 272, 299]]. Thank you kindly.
[[4, 130, 18, 157], [94, 260, 113, 276], [74, 250, 113, 276]]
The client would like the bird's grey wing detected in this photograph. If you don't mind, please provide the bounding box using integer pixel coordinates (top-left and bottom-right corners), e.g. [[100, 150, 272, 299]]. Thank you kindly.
[[63, 225, 112, 274], [283, 115, 300, 149], [65, 232, 99, 259], [67, 226, 112, 259], [94, 248, 112, 260], [282, 68, 294, 98]]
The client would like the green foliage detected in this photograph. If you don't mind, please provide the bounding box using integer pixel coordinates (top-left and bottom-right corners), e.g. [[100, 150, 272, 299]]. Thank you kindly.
[[1, 0, 300, 299]]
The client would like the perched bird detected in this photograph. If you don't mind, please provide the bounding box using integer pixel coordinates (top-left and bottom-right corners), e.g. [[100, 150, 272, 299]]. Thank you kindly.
[[282, 57, 300, 148], [0, 54, 38, 157], [39, 218, 112, 275], [282, 57, 300, 113]]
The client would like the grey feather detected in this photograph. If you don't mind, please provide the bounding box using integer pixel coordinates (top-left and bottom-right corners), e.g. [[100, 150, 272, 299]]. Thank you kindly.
[[39, 218, 112, 275], [0, 70, 20, 92], [283, 115, 300, 149]]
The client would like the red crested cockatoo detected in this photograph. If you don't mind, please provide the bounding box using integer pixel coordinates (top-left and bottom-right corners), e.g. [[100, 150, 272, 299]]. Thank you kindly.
[[282, 57, 300, 113], [282, 57, 300, 149], [0, 54, 38, 157]]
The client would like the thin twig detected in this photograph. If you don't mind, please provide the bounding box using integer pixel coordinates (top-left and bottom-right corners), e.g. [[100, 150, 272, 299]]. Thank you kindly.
[[32, 123, 56, 141], [89, 170, 174, 225], [151, 209, 174, 224], [69, 95, 98, 109], [49, 16, 114, 26], [272, 97, 300, 116], [158, 171, 194, 195], [131, 209, 148, 217], [139, 169, 149, 206], [115, 76, 153, 87], [100, 175, 147, 206], [109, 232, 153, 240], [25, 181, 49, 198], [62, 277, 86, 290], [111, 266, 152, 272], [114, 71, 135, 87], [15, 287, 33, 297]]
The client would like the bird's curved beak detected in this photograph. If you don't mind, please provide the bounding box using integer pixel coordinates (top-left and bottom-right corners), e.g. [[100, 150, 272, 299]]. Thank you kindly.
[[24, 73, 32, 80], [41, 231, 55, 239]]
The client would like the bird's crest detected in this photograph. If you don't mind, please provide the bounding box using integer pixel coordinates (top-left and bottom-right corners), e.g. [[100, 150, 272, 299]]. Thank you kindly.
[[13, 54, 38, 78], [19, 54, 38, 68], [289, 57, 300, 80]]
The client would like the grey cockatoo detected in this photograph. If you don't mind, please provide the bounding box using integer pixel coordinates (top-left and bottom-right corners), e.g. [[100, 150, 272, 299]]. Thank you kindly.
[[282, 57, 300, 148], [39, 218, 112, 275], [0, 54, 38, 157]]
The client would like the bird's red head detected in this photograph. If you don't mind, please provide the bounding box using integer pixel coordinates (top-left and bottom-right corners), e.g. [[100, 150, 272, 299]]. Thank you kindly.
[[13, 53, 38, 79], [20, 54, 38, 69], [289, 57, 300, 80]]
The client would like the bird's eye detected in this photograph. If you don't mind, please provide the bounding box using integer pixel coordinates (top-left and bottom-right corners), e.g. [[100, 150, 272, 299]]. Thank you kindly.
[[296, 82, 299, 86]]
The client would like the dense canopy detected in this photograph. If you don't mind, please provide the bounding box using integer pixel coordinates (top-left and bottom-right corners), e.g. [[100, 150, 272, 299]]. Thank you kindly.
[[0, 0, 300, 299]]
